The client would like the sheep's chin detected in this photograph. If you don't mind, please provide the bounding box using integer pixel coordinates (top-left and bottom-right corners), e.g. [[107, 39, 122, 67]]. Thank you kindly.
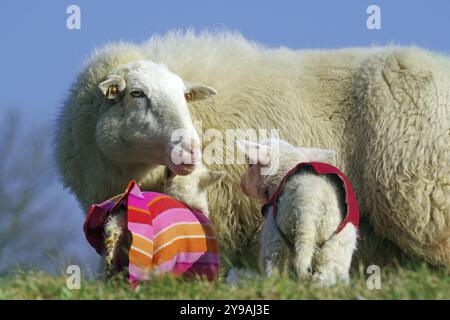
[[167, 163, 196, 176]]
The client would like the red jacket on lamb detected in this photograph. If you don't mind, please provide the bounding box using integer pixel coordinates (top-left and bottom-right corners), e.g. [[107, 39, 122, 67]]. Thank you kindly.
[[264, 162, 359, 236]]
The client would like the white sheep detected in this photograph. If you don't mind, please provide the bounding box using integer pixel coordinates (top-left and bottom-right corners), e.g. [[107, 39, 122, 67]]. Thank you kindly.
[[238, 139, 358, 286], [55, 31, 450, 268]]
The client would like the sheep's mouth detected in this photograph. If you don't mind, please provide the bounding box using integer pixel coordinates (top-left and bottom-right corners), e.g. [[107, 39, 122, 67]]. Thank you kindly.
[[166, 162, 196, 176], [164, 167, 175, 179], [165, 143, 200, 175]]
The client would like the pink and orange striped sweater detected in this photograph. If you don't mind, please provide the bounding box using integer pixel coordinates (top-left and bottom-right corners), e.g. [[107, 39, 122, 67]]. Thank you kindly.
[[84, 181, 220, 285]]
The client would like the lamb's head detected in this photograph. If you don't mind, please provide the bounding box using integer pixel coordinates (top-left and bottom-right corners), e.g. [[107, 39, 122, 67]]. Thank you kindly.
[[236, 139, 336, 204], [96, 60, 217, 175], [162, 164, 226, 213]]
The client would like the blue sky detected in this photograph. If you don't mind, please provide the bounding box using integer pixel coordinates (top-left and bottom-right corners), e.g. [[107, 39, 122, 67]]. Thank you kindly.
[[0, 0, 449, 273], [1, 0, 449, 123]]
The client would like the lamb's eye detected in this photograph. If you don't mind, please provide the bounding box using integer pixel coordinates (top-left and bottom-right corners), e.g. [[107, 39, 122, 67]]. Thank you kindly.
[[130, 89, 144, 98], [184, 92, 193, 101]]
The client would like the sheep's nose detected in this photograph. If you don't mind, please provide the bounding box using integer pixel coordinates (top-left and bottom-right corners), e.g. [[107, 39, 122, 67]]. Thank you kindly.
[[180, 141, 201, 164]]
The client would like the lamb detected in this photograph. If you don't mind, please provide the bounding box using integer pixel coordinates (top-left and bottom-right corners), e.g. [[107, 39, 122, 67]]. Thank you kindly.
[[87, 164, 226, 280], [55, 31, 450, 268], [237, 139, 358, 285]]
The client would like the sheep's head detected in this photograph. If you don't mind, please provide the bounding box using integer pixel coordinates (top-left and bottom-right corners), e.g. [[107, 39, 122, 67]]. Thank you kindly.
[[162, 164, 226, 213], [96, 60, 216, 175]]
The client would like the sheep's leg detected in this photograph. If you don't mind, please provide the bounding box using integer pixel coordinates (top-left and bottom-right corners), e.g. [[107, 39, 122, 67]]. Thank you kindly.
[[312, 224, 358, 286], [260, 213, 288, 277]]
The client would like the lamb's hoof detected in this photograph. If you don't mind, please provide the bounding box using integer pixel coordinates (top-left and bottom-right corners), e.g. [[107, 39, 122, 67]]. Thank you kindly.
[[311, 272, 338, 287]]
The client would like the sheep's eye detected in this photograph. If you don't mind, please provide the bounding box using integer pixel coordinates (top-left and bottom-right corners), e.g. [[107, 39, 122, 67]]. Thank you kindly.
[[184, 92, 193, 101], [130, 89, 144, 98]]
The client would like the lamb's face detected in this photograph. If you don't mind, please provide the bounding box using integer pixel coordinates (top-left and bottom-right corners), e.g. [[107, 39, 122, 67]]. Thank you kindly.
[[96, 60, 216, 175], [162, 165, 226, 213], [240, 163, 269, 204]]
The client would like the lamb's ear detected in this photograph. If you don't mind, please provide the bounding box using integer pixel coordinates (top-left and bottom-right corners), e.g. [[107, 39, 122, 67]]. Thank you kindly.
[[200, 171, 227, 189], [298, 147, 336, 162], [236, 140, 271, 166], [98, 75, 126, 100], [184, 82, 217, 102]]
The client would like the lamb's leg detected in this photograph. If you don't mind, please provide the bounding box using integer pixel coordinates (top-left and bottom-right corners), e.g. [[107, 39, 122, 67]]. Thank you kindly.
[[312, 224, 358, 286], [260, 213, 288, 277], [103, 208, 126, 278], [293, 208, 317, 280]]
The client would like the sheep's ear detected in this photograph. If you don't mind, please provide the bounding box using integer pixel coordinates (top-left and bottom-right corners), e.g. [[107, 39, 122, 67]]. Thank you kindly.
[[236, 140, 271, 166], [98, 75, 126, 100], [184, 82, 217, 102], [297, 147, 336, 162], [200, 170, 227, 189]]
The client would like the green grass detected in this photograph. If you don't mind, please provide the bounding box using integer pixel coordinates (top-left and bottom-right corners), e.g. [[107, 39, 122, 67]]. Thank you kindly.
[[0, 263, 448, 300]]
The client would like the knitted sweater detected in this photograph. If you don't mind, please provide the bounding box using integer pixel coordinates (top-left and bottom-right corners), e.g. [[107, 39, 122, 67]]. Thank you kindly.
[[84, 181, 220, 285]]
